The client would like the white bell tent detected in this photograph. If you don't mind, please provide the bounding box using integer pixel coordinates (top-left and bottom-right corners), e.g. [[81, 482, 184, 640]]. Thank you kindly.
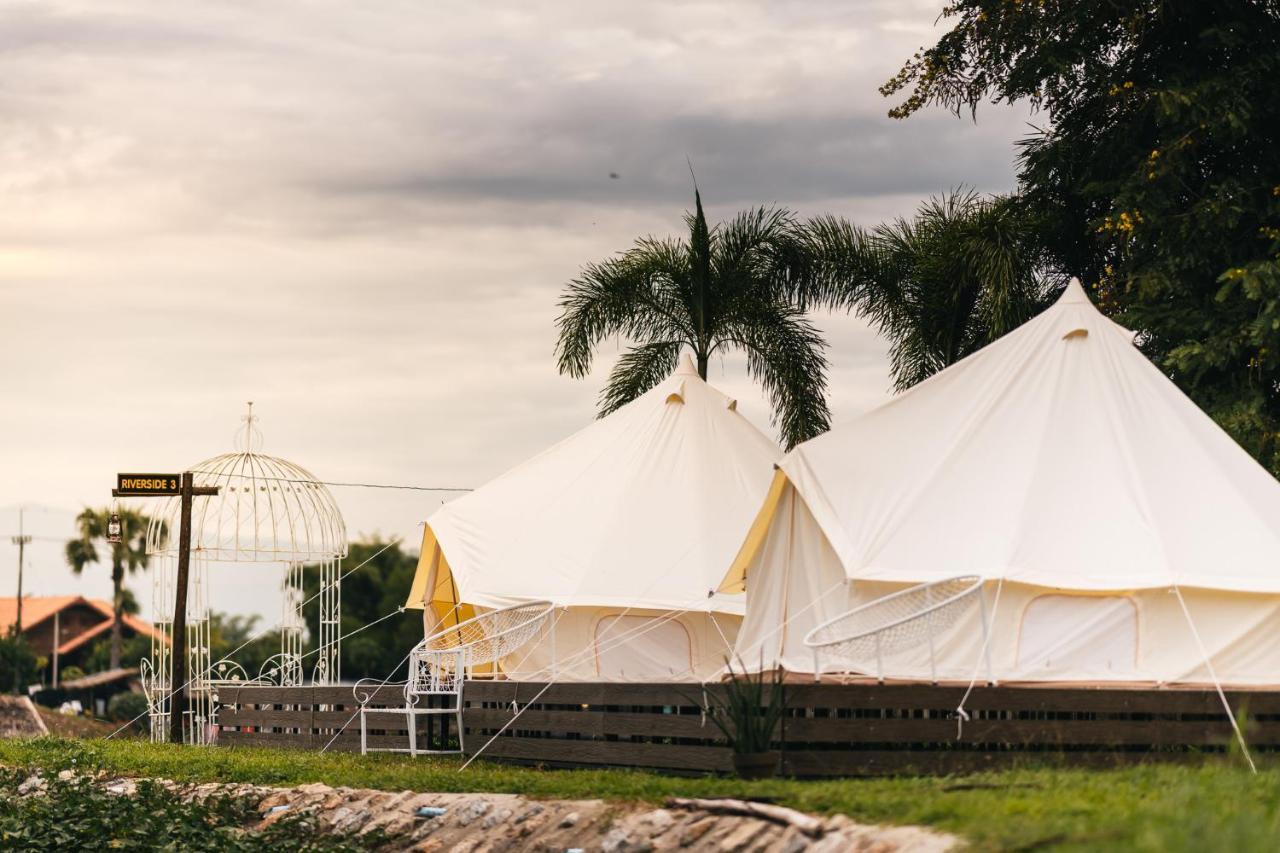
[[723, 280, 1280, 685], [405, 355, 781, 681]]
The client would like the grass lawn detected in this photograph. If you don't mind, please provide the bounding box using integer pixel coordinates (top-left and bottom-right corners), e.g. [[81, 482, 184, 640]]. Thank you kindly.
[[0, 737, 1277, 850]]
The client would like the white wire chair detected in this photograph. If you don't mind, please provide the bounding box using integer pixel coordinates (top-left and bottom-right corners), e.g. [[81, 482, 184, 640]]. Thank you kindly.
[[804, 576, 989, 683], [359, 599, 554, 756]]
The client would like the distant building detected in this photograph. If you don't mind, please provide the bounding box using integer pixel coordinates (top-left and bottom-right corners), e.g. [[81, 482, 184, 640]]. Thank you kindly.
[[0, 596, 163, 683]]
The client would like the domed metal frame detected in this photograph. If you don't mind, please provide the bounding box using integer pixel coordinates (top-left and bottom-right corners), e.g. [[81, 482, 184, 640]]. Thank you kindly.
[[141, 405, 348, 744]]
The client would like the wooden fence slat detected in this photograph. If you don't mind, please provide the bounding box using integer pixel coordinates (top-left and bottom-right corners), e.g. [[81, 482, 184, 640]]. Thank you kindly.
[[463, 708, 717, 740], [220, 701, 414, 722], [781, 716, 1270, 746], [783, 684, 1280, 715]]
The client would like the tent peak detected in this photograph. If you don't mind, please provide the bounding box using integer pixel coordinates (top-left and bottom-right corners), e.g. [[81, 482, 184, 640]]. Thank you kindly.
[[1057, 277, 1093, 306], [675, 352, 700, 376]]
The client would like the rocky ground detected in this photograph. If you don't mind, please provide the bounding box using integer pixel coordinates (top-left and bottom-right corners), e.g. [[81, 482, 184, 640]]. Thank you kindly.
[[0, 697, 46, 738], [14, 770, 959, 852]]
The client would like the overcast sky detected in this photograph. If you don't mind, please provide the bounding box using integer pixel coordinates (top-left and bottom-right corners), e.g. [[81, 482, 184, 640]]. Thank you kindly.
[[0, 0, 1029, 624]]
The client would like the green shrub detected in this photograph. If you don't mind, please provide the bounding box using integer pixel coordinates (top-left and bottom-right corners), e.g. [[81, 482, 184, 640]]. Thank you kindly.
[[0, 632, 39, 692], [0, 769, 373, 850], [107, 691, 149, 730], [58, 666, 86, 683]]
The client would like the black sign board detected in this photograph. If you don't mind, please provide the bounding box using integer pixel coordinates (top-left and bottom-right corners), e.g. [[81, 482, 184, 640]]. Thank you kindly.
[[114, 473, 182, 496]]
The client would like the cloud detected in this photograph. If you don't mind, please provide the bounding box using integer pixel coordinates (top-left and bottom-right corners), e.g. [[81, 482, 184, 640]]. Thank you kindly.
[[0, 0, 1026, 622]]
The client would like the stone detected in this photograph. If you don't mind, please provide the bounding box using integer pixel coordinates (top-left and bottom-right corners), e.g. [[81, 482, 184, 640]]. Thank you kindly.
[[258, 791, 291, 812], [17, 775, 45, 796], [560, 811, 581, 828], [717, 820, 766, 852], [456, 798, 492, 826], [773, 828, 810, 853], [297, 782, 334, 795], [680, 816, 718, 846], [641, 809, 676, 836], [514, 803, 544, 824], [602, 827, 638, 852]]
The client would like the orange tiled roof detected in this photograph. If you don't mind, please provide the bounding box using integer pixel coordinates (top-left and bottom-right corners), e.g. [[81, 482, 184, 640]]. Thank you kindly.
[[0, 596, 163, 648], [0, 595, 87, 633]]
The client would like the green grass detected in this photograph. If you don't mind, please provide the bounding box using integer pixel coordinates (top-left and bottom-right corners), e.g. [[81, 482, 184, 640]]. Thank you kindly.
[[1, 737, 1278, 850]]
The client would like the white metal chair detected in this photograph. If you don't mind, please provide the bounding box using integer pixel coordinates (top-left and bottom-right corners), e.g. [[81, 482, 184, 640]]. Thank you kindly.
[[358, 598, 554, 756], [803, 576, 989, 683]]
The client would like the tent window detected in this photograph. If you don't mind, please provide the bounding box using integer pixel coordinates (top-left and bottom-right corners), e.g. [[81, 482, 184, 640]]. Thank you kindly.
[[594, 615, 693, 680], [1016, 595, 1138, 675]]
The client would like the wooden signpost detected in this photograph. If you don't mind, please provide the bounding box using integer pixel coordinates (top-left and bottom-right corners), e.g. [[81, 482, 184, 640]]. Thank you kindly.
[[114, 471, 219, 744]]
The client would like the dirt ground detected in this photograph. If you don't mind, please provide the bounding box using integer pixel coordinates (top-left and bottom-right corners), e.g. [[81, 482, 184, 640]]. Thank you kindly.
[[35, 707, 133, 739]]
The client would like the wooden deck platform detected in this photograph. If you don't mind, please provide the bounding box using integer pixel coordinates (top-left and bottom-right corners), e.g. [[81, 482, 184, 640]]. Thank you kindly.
[[214, 680, 1280, 776]]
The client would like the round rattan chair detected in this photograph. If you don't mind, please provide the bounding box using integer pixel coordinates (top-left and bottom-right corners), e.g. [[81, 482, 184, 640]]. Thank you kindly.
[[803, 576, 987, 683], [418, 599, 555, 674]]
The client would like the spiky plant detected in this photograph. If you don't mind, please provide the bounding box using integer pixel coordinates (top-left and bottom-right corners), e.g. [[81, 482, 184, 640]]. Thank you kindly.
[[695, 658, 787, 755], [555, 190, 830, 449]]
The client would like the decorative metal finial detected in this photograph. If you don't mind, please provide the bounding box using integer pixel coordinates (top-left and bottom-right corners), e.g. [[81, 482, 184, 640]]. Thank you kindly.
[[235, 401, 263, 452]]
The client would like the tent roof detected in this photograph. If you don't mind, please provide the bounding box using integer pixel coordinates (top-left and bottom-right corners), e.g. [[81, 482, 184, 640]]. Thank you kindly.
[[743, 279, 1280, 593], [412, 354, 780, 611]]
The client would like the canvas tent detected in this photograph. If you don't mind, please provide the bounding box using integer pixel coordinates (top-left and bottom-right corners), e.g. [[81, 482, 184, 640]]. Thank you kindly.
[[405, 355, 780, 681], [723, 280, 1280, 686]]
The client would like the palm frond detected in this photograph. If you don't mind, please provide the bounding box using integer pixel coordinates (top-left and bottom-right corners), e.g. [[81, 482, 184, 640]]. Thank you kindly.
[[598, 340, 685, 416], [721, 300, 831, 449], [801, 215, 887, 312], [555, 241, 692, 378]]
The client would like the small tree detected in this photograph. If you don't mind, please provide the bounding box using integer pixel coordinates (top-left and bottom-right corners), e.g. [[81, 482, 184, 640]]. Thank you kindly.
[[0, 631, 39, 694], [807, 190, 1061, 390], [556, 190, 831, 450], [65, 508, 158, 671]]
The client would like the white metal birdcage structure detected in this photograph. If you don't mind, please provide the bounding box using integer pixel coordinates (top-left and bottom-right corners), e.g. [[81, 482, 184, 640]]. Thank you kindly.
[[140, 405, 348, 745]]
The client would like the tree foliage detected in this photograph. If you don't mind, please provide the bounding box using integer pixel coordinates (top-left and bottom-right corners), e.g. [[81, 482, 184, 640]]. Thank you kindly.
[[807, 189, 1061, 390], [883, 0, 1280, 471], [556, 190, 831, 449], [83, 633, 151, 675], [303, 538, 421, 682], [0, 632, 38, 694]]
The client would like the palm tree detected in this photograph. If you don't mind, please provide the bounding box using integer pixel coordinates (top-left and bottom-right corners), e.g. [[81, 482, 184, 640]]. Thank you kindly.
[[65, 507, 156, 671], [806, 190, 1062, 391], [556, 190, 830, 449]]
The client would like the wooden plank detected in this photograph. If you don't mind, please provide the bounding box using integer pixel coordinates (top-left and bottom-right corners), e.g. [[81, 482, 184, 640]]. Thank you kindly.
[[219, 731, 417, 752], [473, 737, 730, 773], [218, 685, 406, 706], [781, 716, 1262, 747], [464, 708, 717, 740], [216, 686, 315, 705], [220, 707, 456, 730], [784, 684, 1280, 715], [463, 681, 703, 708]]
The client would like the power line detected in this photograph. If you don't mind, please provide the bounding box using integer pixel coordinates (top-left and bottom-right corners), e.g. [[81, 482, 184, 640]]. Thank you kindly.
[[187, 469, 473, 493]]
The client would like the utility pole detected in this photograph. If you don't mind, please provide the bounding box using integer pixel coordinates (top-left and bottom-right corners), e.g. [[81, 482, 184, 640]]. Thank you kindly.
[[12, 508, 31, 633], [11, 507, 31, 694]]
